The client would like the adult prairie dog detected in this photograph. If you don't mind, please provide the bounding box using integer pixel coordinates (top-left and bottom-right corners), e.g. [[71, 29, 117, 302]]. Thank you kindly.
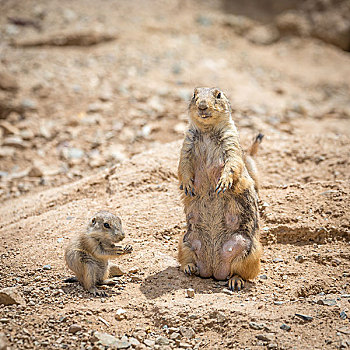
[[178, 87, 263, 291]]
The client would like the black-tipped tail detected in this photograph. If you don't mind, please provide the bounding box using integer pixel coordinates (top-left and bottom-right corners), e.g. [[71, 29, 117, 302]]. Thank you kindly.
[[249, 133, 264, 156], [255, 133, 264, 143]]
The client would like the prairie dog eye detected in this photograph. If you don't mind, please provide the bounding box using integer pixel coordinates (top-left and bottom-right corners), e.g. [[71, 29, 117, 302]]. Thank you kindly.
[[216, 92, 221, 99], [104, 223, 111, 229], [91, 218, 96, 225]]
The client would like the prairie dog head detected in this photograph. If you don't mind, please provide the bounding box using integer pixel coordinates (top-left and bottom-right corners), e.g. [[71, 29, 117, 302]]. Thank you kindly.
[[188, 87, 232, 129], [87, 211, 125, 243]]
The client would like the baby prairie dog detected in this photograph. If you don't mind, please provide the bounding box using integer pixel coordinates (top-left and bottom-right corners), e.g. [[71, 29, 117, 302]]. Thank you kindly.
[[178, 87, 263, 291], [65, 211, 132, 296]]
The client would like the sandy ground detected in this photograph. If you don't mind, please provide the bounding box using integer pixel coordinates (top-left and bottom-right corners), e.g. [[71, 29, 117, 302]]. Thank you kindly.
[[0, 1, 349, 349]]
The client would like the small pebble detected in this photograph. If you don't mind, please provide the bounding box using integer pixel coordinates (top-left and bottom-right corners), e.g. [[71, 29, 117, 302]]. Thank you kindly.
[[68, 324, 82, 334], [295, 313, 313, 322], [185, 288, 195, 298], [256, 334, 273, 342], [340, 311, 347, 320], [280, 324, 291, 331], [144, 339, 155, 347], [317, 299, 336, 306], [295, 255, 305, 263], [115, 308, 127, 320], [249, 322, 265, 330]]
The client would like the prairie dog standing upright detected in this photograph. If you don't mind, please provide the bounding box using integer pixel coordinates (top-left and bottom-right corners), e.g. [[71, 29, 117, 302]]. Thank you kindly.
[[178, 87, 263, 291], [65, 211, 132, 296]]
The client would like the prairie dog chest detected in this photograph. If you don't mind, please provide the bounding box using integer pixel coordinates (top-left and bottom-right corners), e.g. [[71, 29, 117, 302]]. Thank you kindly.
[[193, 133, 223, 167]]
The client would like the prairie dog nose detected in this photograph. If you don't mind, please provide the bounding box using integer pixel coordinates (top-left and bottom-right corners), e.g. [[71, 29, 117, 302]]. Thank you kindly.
[[198, 100, 208, 110]]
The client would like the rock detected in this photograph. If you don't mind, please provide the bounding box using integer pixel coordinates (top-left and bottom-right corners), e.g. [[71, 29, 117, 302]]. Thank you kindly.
[[246, 25, 279, 45], [0, 287, 26, 306], [138, 125, 151, 138], [259, 274, 268, 280], [295, 255, 305, 263], [20, 99, 37, 110], [93, 332, 119, 347], [273, 258, 284, 263], [295, 313, 313, 322], [249, 322, 265, 330], [20, 129, 35, 140], [87, 102, 104, 113], [177, 88, 192, 102], [338, 327, 350, 335], [61, 147, 84, 160], [0, 147, 15, 157], [89, 157, 106, 168], [196, 15, 212, 27], [173, 122, 187, 134], [210, 310, 227, 323], [0, 333, 8, 350], [170, 332, 180, 340], [144, 339, 155, 347], [0, 121, 19, 135], [256, 334, 273, 342], [109, 265, 124, 277], [115, 340, 131, 349], [340, 339, 350, 349], [317, 299, 336, 306], [43, 264, 51, 270], [167, 327, 180, 334], [223, 14, 255, 35], [133, 330, 146, 341], [267, 343, 278, 349], [68, 324, 82, 334], [185, 288, 195, 298], [128, 266, 140, 274], [222, 288, 234, 295], [0, 71, 19, 91], [275, 11, 311, 37], [99, 90, 113, 102], [39, 123, 53, 139], [13, 29, 117, 47], [155, 336, 169, 345], [106, 144, 127, 163], [280, 324, 291, 331], [128, 337, 140, 347], [179, 342, 192, 349], [115, 308, 127, 320], [28, 165, 44, 177], [179, 326, 195, 339], [62, 8, 77, 22], [2, 135, 26, 148], [340, 311, 347, 320]]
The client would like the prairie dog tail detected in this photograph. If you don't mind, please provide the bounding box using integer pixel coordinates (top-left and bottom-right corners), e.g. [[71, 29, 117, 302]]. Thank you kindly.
[[248, 133, 264, 157]]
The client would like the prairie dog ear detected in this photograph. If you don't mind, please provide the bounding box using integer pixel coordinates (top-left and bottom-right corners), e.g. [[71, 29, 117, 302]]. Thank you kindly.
[[91, 218, 96, 225]]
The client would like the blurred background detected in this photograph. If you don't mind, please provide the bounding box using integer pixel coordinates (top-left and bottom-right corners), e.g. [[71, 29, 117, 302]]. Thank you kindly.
[[0, 0, 349, 201]]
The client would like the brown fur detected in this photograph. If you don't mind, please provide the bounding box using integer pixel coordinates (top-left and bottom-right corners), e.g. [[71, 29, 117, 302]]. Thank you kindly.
[[177, 87, 263, 291], [64, 211, 132, 296]]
